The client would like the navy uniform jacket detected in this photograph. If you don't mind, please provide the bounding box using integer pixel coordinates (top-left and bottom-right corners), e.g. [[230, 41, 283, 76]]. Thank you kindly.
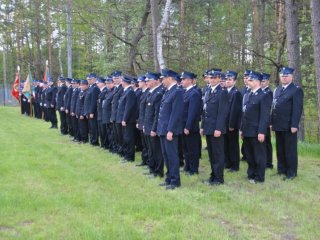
[[64, 86, 73, 112], [263, 86, 273, 123], [41, 88, 46, 107], [271, 83, 303, 131], [75, 89, 88, 116], [182, 87, 201, 132], [110, 85, 123, 122], [102, 87, 116, 124], [34, 86, 41, 103], [97, 87, 108, 121], [241, 88, 271, 137], [45, 86, 57, 108], [70, 88, 80, 114], [56, 84, 67, 110], [116, 86, 137, 124], [137, 89, 149, 130], [240, 86, 250, 97], [157, 84, 183, 136], [83, 83, 100, 116], [135, 88, 143, 121], [144, 86, 164, 134], [201, 85, 228, 135], [226, 87, 242, 130]]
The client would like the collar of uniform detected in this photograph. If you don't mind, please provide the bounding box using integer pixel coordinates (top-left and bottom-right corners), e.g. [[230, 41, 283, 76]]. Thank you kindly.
[[210, 84, 219, 93], [100, 86, 106, 92], [262, 86, 269, 91], [149, 85, 160, 93], [251, 87, 261, 94], [185, 85, 193, 92], [167, 83, 176, 91], [123, 85, 131, 91], [281, 82, 292, 90], [142, 88, 148, 93], [227, 86, 234, 92]]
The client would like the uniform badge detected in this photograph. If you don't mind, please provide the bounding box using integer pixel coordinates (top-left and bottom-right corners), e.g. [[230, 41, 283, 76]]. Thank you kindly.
[[242, 105, 247, 113], [148, 102, 151, 106], [272, 99, 277, 110]]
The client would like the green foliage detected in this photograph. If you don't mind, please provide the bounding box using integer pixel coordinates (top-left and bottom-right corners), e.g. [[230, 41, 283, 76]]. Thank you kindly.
[[0, 106, 320, 239]]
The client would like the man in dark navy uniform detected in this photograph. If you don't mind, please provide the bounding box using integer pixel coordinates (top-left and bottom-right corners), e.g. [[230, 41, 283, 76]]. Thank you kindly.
[[240, 69, 252, 161], [136, 75, 149, 167], [45, 79, 58, 128], [56, 76, 68, 135], [102, 76, 116, 150], [64, 78, 74, 137], [180, 71, 201, 175], [40, 81, 49, 121], [271, 67, 303, 180], [110, 71, 124, 154], [144, 72, 164, 177], [70, 79, 81, 142], [117, 74, 137, 161], [36, 80, 43, 118], [261, 72, 273, 169], [241, 71, 271, 183], [76, 80, 89, 143], [83, 73, 100, 146], [201, 69, 228, 185], [157, 69, 183, 190], [33, 80, 42, 118], [96, 77, 108, 149], [224, 71, 242, 172], [132, 77, 143, 152]]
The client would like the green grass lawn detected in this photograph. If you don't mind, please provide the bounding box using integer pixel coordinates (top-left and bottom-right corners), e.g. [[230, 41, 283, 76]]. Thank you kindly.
[[0, 106, 319, 240]]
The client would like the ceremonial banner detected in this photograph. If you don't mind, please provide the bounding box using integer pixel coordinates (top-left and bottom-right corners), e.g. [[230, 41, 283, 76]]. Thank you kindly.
[[11, 71, 20, 101], [22, 71, 33, 100]]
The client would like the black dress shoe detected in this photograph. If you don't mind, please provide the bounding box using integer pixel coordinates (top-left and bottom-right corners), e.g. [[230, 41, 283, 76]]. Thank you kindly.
[[186, 172, 198, 176], [203, 179, 214, 185], [210, 180, 223, 186], [228, 169, 239, 173], [283, 176, 296, 181], [165, 184, 180, 190], [159, 182, 169, 187], [136, 163, 146, 167]]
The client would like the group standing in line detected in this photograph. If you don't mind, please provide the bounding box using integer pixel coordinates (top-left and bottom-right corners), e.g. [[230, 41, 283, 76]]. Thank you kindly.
[[19, 66, 304, 190]]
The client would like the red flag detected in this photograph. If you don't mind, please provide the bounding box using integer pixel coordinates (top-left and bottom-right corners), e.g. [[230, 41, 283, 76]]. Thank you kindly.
[[11, 72, 20, 101]]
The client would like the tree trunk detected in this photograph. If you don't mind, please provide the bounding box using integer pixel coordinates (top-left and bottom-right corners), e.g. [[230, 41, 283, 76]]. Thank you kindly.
[[127, 0, 151, 75], [285, 0, 304, 141], [157, 0, 172, 70], [310, 0, 320, 143], [33, 0, 43, 79], [66, 0, 73, 78], [47, 0, 53, 76], [150, 0, 160, 71], [275, 0, 286, 85], [252, 0, 265, 68], [179, 0, 186, 71]]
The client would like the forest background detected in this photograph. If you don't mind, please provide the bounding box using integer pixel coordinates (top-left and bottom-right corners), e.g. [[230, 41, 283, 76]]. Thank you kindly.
[[0, 0, 320, 143]]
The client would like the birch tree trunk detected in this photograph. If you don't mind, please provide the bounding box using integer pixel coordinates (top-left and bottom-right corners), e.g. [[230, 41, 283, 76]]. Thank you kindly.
[[66, 0, 73, 78], [157, 0, 172, 70], [46, 0, 53, 74], [310, 0, 320, 143], [150, 0, 160, 71], [179, 0, 186, 71]]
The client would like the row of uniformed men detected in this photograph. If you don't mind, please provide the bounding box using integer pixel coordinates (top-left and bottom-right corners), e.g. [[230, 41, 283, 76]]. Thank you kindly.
[[27, 66, 303, 189]]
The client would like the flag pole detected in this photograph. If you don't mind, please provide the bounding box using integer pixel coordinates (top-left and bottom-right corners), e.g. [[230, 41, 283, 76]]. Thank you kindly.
[[17, 65, 21, 107], [28, 64, 33, 118]]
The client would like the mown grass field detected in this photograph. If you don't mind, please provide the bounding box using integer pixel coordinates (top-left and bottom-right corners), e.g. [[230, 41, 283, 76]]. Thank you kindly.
[[0, 106, 319, 240]]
